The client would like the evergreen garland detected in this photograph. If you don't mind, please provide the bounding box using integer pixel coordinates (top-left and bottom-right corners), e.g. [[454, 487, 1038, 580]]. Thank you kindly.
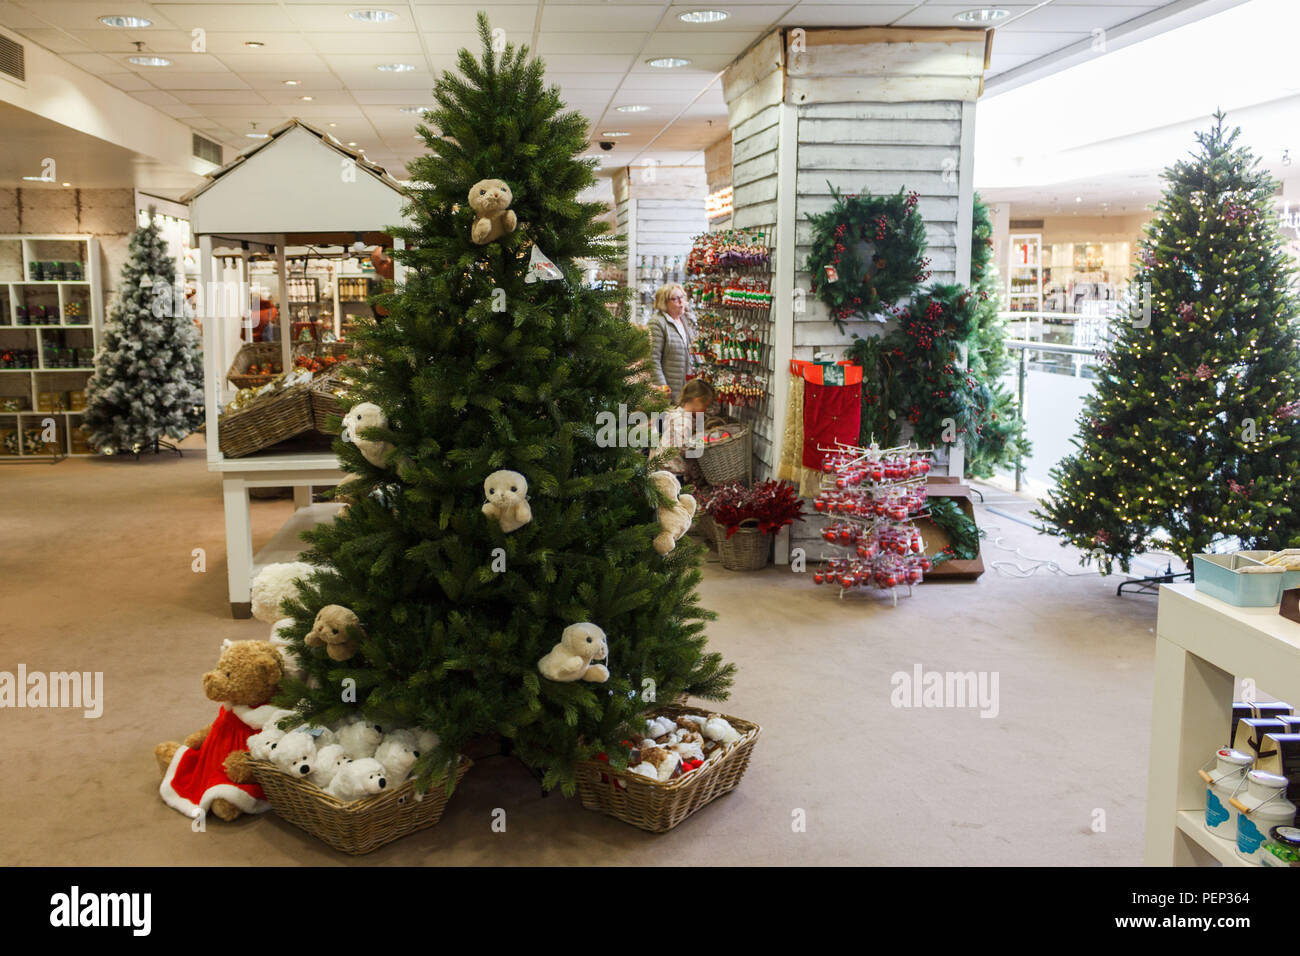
[[927, 497, 983, 565], [81, 210, 204, 454]]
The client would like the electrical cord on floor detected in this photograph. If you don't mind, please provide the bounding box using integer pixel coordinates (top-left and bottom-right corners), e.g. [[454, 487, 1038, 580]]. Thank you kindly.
[[981, 525, 1102, 578]]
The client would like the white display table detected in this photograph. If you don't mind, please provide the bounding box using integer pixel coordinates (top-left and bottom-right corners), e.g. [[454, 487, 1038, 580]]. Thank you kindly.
[[1144, 582, 1300, 865], [214, 450, 346, 618]]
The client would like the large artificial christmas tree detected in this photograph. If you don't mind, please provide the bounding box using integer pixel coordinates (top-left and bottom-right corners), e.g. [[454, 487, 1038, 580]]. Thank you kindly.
[[281, 18, 734, 794], [1037, 113, 1300, 572], [82, 212, 204, 454]]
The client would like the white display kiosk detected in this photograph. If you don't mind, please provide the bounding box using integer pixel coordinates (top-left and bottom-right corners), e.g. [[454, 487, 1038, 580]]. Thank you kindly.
[[182, 120, 409, 617]]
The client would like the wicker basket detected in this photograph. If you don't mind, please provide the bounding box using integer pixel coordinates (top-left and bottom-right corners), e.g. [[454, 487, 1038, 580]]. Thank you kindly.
[[227, 342, 284, 390], [690, 510, 716, 545], [308, 366, 354, 432], [575, 704, 761, 833], [698, 422, 751, 485], [219, 384, 317, 458], [248, 755, 472, 855], [714, 518, 772, 571]]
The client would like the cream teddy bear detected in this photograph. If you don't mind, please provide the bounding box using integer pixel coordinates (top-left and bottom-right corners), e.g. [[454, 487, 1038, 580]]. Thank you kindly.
[[649, 470, 697, 555], [468, 178, 517, 245], [537, 622, 610, 683], [342, 402, 395, 468], [305, 605, 364, 662], [336, 717, 384, 760], [482, 469, 532, 533], [268, 730, 317, 777], [327, 757, 388, 801], [308, 744, 351, 790]]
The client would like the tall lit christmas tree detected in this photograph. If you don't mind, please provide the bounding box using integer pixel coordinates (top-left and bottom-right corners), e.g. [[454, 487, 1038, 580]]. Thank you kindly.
[[280, 18, 734, 794], [1037, 113, 1300, 572], [82, 212, 204, 454]]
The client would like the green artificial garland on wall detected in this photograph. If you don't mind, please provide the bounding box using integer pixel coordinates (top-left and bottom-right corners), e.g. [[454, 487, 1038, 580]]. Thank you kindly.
[[806, 186, 931, 332]]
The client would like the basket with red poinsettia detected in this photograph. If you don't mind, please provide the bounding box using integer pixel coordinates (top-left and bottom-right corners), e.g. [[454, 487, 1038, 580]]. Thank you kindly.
[[702, 480, 804, 570]]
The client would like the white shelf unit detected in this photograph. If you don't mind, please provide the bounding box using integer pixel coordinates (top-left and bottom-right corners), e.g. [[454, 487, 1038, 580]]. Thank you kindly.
[[1006, 233, 1043, 341], [1145, 583, 1300, 865], [0, 235, 104, 459]]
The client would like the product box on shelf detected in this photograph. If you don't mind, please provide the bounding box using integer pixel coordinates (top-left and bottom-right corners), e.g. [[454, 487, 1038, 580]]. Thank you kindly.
[[36, 391, 65, 412], [1257, 733, 1300, 799], [1231, 702, 1294, 749], [1233, 717, 1290, 761], [1192, 553, 1288, 606], [67, 390, 85, 411]]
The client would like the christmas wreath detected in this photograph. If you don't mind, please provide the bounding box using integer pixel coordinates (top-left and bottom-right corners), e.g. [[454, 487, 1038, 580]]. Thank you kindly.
[[806, 186, 931, 331]]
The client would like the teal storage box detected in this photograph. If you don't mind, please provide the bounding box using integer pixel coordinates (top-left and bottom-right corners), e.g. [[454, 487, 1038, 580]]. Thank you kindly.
[[1235, 551, 1300, 591], [1193, 553, 1286, 607]]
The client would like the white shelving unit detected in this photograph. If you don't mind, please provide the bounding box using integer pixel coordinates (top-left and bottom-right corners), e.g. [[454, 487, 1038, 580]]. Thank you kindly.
[[1145, 583, 1300, 865], [1006, 232, 1043, 341], [0, 235, 104, 459]]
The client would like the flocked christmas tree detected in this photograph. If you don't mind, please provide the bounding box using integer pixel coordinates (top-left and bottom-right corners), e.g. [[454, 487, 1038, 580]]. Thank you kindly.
[[1037, 113, 1300, 572], [278, 18, 734, 794], [81, 210, 205, 454]]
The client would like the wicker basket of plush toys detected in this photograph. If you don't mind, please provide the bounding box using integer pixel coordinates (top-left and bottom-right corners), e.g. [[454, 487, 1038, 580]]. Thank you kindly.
[[575, 704, 760, 833], [245, 718, 472, 856]]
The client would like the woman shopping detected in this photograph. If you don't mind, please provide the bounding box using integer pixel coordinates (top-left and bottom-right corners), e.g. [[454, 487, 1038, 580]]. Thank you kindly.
[[647, 284, 696, 399]]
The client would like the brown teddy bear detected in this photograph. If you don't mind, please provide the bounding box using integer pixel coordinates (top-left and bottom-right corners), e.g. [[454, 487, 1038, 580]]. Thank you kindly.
[[156, 640, 286, 822], [304, 605, 365, 661], [468, 178, 517, 245]]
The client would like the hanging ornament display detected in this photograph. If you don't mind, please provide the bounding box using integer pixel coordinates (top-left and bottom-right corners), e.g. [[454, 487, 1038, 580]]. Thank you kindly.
[[805, 186, 930, 331], [811, 441, 934, 605], [684, 229, 773, 413], [523, 244, 564, 283]]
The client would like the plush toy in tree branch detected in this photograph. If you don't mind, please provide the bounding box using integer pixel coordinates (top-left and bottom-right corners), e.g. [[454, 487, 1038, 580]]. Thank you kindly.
[[342, 402, 395, 468], [650, 470, 697, 555], [537, 623, 610, 683], [304, 605, 365, 662], [469, 178, 517, 245], [482, 469, 532, 532]]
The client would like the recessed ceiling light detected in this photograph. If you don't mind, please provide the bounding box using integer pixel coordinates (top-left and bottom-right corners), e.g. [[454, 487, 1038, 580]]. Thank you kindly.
[[616, 104, 650, 113], [348, 141, 359, 146], [62, 182, 71, 187], [100, 15, 152, 28], [128, 55, 170, 67], [244, 40, 264, 48], [377, 63, 415, 72], [954, 8, 1010, 23], [647, 57, 690, 68], [284, 79, 301, 86], [246, 132, 269, 139], [601, 131, 630, 137], [678, 10, 729, 24], [1075, 196, 1083, 203], [300, 95, 313, 101], [398, 106, 430, 114], [328, 122, 337, 127], [348, 9, 397, 23]]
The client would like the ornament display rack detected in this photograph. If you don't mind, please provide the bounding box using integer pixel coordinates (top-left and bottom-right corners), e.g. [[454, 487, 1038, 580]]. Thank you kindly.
[[0, 235, 103, 460], [684, 230, 774, 428], [810, 440, 935, 607]]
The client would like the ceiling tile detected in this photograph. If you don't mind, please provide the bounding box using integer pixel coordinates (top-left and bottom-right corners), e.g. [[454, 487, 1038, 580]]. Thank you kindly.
[[990, 31, 1090, 55], [661, 5, 789, 31], [238, 72, 347, 90], [542, 54, 637, 72], [410, 5, 538, 34], [1006, 6, 1160, 32], [100, 73, 157, 91], [195, 32, 316, 54], [627, 54, 731, 73], [149, 73, 252, 90], [150, 4, 303, 31], [11, 0, 180, 30], [541, 5, 666, 33], [13, 28, 91, 54], [643, 32, 755, 56], [536, 32, 645, 55], [67, 29, 193, 52], [300, 32, 426, 55]]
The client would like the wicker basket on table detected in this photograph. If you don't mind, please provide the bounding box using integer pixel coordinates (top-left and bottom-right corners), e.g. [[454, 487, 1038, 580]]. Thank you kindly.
[[308, 365, 354, 432], [227, 342, 283, 390], [697, 418, 751, 485], [218, 384, 316, 458], [713, 518, 772, 571], [248, 755, 472, 855], [575, 704, 761, 833]]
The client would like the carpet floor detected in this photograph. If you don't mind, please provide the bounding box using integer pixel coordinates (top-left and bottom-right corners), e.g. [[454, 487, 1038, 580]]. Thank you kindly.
[[0, 439, 1160, 865]]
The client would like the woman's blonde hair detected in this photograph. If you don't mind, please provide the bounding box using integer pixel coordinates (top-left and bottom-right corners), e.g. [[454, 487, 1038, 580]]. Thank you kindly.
[[653, 284, 688, 314]]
